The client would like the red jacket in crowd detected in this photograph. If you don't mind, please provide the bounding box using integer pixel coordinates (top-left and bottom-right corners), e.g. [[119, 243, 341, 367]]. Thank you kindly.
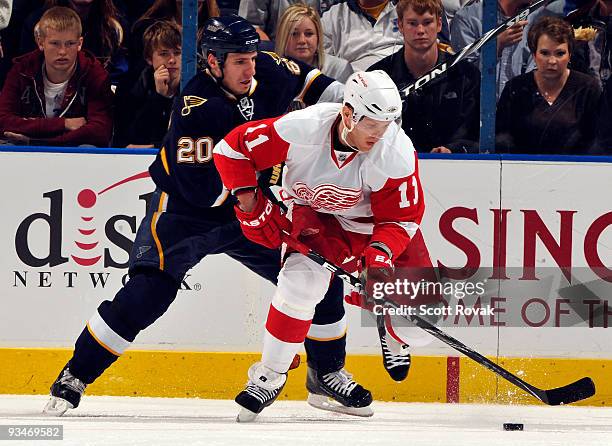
[[0, 49, 113, 147]]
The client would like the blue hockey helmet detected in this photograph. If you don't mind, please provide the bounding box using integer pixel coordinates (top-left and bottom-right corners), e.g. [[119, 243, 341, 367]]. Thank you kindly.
[[201, 14, 259, 66]]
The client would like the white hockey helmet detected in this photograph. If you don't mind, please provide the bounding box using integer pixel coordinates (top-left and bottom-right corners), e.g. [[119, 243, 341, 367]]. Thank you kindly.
[[343, 70, 402, 124]]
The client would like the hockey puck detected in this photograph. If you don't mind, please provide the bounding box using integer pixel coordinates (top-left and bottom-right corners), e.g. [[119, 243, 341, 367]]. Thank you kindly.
[[503, 423, 524, 431]]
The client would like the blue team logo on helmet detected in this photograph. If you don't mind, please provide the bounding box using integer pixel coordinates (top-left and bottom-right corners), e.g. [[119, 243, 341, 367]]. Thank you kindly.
[[200, 14, 260, 67]]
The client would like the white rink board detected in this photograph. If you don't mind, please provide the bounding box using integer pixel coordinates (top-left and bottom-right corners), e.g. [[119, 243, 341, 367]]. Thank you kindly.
[[0, 152, 611, 358]]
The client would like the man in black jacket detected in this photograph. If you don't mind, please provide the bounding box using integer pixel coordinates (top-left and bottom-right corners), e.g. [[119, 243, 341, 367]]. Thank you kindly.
[[368, 0, 480, 153]]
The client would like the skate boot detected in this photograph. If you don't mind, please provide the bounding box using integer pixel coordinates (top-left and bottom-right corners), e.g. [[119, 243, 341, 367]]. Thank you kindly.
[[43, 364, 87, 416], [378, 322, 411, 382], [235, 362, 287, 422], [306, 367, 373, 417]]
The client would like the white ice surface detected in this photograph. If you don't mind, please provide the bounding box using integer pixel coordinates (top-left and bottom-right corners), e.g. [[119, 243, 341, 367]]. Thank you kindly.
[[1, 395, 611, 446]]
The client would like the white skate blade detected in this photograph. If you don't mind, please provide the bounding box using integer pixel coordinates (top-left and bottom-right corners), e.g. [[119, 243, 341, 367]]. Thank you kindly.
[[307, 393, 373, 417], [236, 407, 259, 423], [42, 397, 73, 416]]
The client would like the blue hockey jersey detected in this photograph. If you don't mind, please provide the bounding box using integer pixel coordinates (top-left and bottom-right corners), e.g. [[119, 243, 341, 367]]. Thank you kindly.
[[148, 51, 340, 217]]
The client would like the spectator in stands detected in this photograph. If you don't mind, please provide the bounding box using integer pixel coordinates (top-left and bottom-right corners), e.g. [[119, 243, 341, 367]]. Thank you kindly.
[[0, 0, 11, 31], [217, 0, 240, 15], [369, 0, 480, 153], [0, 7, 113, 146], [566, 0, 612, 88], [275, 3, 353, 82], [114, 21, 181, 148], [131, 0, 219, 53], [0, 0, 12, 58], [594, 76, 612, 152], [112, 0, 154, 33], [322, 0, 450, 71], [496, 16, 601, 154], [239, 0, 337, 41], [20, 0, 128, 86], [442, 0, 469, 23], [129, 0, 218, 85], [451, 0, 548, 97], [0, 0, 43, 89], [321, 0, 404, 71]]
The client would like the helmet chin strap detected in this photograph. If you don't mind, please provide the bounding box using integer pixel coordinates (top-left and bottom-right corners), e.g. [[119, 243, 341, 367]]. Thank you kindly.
[[216, 61, 225, 83], [340, 114, 385, 151], [208, 52, 225, 82], [340, 115, 361, 152]]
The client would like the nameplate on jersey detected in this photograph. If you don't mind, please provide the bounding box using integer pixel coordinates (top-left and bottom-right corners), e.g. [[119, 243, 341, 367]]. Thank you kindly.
[[238, 97, 255, 120], [181, 95, 208, 116]]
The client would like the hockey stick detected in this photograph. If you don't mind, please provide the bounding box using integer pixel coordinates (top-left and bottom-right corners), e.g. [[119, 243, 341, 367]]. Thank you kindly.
[[397, 0, 547, 98], [282, 232, 596, 406]]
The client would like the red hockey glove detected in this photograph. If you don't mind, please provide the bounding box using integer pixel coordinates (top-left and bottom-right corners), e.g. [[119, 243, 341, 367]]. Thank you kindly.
[[234, 189, 291, 249], [360, 244, 395, 303], [344, 290, 375, 312]]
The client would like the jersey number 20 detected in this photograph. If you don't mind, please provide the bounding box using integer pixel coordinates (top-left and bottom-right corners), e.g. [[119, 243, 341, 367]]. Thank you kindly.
[[177, 137, 213, 163]]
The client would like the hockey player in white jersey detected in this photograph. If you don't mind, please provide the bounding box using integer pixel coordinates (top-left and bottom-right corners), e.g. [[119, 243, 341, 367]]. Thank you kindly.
[[214, 70, 432, 421]]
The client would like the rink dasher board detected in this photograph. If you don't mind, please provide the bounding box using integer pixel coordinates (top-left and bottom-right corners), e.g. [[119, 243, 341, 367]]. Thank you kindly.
[[0, 152, 612, 357], [0, 151, 610, 356], [0, 150, 611, 405]]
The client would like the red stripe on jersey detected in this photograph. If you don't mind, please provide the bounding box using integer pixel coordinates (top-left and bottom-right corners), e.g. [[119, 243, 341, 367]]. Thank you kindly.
[[214, 116, 291, 191], [212, 152, 257, 190], [370, 151, 424, 258], [266, 303, 312, 343]]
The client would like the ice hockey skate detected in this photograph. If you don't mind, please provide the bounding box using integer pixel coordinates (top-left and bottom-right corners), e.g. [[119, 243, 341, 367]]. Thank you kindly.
[[306, 366, 373, 417], [235, 362, 287, 422], [43, 364, 87, 416], [378, 322, 411, 382]]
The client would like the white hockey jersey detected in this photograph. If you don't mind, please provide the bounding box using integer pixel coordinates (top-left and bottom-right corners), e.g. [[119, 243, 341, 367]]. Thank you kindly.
[[213, 102, 424, 258]]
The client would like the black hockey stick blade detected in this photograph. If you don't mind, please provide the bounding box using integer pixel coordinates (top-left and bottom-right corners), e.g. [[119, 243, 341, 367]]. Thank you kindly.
[[281, 232, 597, 406], [539, 377, 596, 406], [397, 298, 596, 406]]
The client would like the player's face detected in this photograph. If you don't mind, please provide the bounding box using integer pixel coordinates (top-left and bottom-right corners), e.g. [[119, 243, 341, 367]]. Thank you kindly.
[[348, 117, 392, 152], [534, 34, 570, 81], [285, 17, 318, 66], [221, 52, 257, 96], [150, 46, 182, 81], [38, 28, 83, 76], [399, 7, 441, 52]]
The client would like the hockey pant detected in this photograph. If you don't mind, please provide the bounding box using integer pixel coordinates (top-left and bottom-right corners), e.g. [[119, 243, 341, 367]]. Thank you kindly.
[[68, 189, 346, 384], [261, 207, 441, 373]]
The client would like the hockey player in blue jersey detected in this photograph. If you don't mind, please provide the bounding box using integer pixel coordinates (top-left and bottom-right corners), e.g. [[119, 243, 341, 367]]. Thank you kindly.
[[43, 15, 375, 418]]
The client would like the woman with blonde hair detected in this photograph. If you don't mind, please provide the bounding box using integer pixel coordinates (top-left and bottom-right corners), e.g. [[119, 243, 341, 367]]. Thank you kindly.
[[275, 3, 353, 82]]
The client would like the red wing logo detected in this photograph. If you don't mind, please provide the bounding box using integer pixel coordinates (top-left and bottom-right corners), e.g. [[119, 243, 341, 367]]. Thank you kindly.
[[292, 182, 362, 211]]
